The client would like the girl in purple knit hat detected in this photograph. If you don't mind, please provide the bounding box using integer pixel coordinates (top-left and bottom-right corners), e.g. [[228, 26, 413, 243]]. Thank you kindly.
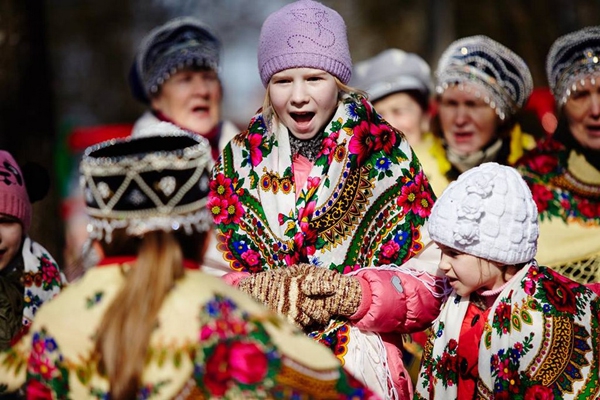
[[209, 1, 449, 398], [0, 151, 65, 351]]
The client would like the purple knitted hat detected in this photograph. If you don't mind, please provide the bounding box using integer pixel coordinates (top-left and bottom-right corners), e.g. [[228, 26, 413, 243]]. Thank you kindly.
[[0, 151, 31, 231], [257, 0, 352, 87]]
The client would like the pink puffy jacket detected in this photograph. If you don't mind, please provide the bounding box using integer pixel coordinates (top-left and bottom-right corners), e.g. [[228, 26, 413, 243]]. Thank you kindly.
[[224, 255, 447, 398]]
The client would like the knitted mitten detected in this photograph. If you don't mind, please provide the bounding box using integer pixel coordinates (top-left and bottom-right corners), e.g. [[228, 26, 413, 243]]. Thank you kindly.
[[300, 267, 362, 319], [238, 264, 318, 327]]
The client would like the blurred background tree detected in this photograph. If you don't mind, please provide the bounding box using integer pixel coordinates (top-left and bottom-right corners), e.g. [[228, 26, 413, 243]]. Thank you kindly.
[[1, 0, 598, 265]]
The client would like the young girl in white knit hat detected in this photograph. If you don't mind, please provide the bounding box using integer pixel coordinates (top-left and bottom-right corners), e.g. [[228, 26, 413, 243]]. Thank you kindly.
[[416, 162, 600, 399]]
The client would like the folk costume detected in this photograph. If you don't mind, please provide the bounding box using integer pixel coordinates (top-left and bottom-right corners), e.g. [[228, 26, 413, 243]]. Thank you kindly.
[[416, 35, 535, 196], [415, 163, 600, 399], [516, 26, 600, 284], [0, 151, 65, 351], [0, 131, 378, 399], [213, 91, 445, 400]]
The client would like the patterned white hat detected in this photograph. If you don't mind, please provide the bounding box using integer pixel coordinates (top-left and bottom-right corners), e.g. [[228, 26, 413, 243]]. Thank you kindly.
[[547, 26, 600, 106], [435, 35, 533, 121], [80, 124, 213, 243], [428, 162, 538, 265]]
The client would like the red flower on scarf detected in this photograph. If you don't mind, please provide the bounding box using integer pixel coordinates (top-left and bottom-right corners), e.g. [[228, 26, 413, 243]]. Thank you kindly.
[[526, 154, 558, 175], [210, 173, 235, 199], [40, 257, 61, 286], [349, 121, 377, 165], [397, 174, 432, 218], [247, 132, 264, 167], [321, 130, 340, 163], [524, 385, 554, 399], [578, 199, 599, 218], [379, 240, 400, 264], [26, 379, 53, 400], [530, 184, 554, 212], [204, 341, 268, 396], [241, 249, 262, 270], [209, 195, 244, 225], [372, 122, 397, 154], [542, 275, 577, 314]]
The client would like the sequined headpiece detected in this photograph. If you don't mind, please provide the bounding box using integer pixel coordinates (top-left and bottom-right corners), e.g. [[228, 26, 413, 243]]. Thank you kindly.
[[435, 35, 533, 120], [129, 17, 221, 104], [547, 26, 600, 106], [80, 125, 213, 242]]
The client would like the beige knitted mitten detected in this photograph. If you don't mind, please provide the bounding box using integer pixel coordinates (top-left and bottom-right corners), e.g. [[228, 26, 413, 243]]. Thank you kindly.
[[238, 264, 318, 327], [300, 267, 362, 320]]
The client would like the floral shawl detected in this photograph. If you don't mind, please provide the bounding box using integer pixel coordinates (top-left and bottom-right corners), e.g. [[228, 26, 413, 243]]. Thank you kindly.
[[515, 135, 600, 282], [416, 261, 600, 399], [210, 94, 433, 274], [21, 237, 66, 327]]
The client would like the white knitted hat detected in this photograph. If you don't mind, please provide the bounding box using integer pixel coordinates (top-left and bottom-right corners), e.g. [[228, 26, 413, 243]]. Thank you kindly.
[[428, 162, 538, 265]]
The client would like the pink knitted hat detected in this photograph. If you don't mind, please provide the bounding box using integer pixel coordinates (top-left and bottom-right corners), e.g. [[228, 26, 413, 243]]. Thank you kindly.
[[0, 151, 31, 231], [257, 0, 352, 87]]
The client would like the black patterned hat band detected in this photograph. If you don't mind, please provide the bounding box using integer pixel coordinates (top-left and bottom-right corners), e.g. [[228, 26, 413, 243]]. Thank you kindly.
[[80, 123, 213, 243], [547, 26, 600, 106], [435, 35, 533, 120]]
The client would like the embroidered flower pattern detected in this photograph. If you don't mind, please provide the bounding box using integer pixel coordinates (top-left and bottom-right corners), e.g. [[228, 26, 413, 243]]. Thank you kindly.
[[516, 136, 600, 224]]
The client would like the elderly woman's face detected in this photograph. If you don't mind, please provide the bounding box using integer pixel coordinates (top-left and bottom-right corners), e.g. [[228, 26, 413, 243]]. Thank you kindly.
[[563, 78, 600, 151], [151, 68, 222, 135], [437, 83, 499, 156]]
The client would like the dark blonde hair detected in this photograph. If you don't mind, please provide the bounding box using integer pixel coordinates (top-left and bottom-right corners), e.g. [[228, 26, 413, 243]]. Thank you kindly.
[[94, 228, 207, 399]]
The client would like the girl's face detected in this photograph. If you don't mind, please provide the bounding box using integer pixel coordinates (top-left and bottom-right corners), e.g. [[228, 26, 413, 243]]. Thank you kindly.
[[437, 244, 505, 297], [0, 214, 23, 271], [151, 68, 222, 135], [563, 78, 600, 151], [438, 83, 499, 156], [374, 92, 429, 145], [269, 68, 339, 140]]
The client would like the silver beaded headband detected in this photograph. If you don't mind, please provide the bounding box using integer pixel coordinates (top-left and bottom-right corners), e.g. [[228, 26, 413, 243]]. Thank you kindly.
[[435, 35, 533, 120], [80, 128, 213, 243], [547, 26, 600, 106]]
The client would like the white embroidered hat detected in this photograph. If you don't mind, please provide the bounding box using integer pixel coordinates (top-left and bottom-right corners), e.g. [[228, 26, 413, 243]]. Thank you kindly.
[[428, 162, 538, 265]]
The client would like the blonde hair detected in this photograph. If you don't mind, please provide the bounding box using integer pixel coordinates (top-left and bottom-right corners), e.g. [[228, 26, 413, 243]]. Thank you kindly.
[[95, 230, 187, 399], [261, 76, 365, 129]]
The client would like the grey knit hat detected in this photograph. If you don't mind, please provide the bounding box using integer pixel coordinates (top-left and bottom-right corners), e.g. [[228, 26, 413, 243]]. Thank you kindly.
[[257, 0, 352, 87], [129, 17, 221, 104], [546, 26, 600, 106], [435, 35, 533, 121], [352, 48, 432, 103], [428, 162, 538, 265]]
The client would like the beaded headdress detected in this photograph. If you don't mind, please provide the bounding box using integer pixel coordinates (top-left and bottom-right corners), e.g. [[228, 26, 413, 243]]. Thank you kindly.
[[546, 26, 600, 106], [80, 125, 213, 242], [435, 35, 533, 120], [129, 17, 221, 104]]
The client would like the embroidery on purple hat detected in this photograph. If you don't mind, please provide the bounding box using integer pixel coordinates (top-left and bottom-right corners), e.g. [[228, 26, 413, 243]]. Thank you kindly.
[[257, 0, 352, 87]]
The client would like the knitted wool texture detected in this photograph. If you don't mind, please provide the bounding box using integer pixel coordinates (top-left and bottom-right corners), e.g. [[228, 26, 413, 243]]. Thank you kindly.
[[428, 162, 539, 265], [257, 0, 352, 87], [0, 151, 31, 231], [238, 264, 361, 328]]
